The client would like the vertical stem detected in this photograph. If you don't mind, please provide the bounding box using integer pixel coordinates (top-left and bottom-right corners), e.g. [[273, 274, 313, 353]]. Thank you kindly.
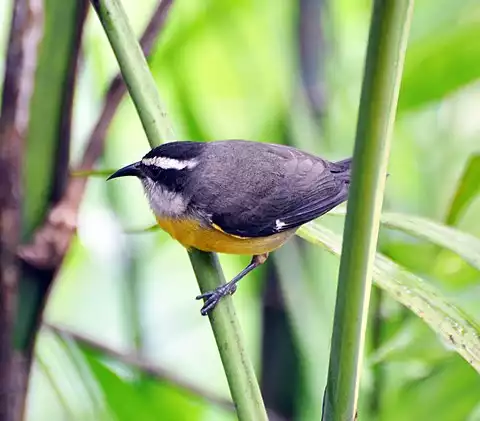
[[0, 0, 43, 418], [90, 0, 175, 145], [323, 1, 414, 420], [189, 251, 268, 421], [90, 1, 268, 419]]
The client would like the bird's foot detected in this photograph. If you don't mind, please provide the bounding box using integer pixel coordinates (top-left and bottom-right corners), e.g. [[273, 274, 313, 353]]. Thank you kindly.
[[196, 283, 238, 316]]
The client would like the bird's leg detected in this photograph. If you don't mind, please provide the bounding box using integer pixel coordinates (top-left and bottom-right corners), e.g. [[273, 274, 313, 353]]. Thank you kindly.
[[196, 253, 269, 316]]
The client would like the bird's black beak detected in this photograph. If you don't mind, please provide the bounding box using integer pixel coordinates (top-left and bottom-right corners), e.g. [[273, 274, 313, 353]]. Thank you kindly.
[[107, 162, 143, 180]]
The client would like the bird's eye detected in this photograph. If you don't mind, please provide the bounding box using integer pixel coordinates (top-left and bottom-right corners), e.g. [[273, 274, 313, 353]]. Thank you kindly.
[[141, 164, 162, 180]]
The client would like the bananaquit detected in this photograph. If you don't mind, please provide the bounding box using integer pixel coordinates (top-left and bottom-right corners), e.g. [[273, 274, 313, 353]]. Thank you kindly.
[[108, 140, 352, 315]]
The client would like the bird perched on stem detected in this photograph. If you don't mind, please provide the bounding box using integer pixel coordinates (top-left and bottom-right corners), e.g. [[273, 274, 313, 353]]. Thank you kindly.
[[108, 140, 352, 315]]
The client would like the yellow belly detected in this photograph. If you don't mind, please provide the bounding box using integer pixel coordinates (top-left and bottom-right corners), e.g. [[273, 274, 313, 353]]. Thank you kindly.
[[156, 217, 295, 255]]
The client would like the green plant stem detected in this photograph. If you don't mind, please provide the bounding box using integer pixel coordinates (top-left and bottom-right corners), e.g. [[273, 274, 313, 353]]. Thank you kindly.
[[90, 0, 174, 144], [90, 1, 268, 419], [298, 222, 480, 373], [322, 1, 414, 420], [189, 251, 268, 420]]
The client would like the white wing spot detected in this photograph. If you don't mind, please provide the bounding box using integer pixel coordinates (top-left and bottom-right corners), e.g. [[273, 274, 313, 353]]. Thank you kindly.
[[142, 156, 198, 170], [275, 219, 286, 231]]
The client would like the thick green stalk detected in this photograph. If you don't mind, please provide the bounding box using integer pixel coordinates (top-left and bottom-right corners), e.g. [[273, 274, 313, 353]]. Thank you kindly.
[[90, 0, 174, 144], [90, 1, 267, 420], [189, 251, 267, 420], [323, 1, 414, 420]]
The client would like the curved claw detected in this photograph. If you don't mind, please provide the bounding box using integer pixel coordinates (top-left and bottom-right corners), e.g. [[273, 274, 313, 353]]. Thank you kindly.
[[196, 291, 213, 300], [200, 294, 219, 315], [196, 283, 238, 315]]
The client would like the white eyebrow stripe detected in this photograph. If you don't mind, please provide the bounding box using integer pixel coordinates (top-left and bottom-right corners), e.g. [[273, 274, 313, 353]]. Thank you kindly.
[[142, 156, 198, 170]]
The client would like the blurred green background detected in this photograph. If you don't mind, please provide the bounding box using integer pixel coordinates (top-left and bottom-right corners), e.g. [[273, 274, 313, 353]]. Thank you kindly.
[[1, 0, 479, 420]]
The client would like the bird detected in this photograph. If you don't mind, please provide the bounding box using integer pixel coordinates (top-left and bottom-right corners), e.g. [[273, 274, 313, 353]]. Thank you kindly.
[[107, 140, 352, 315]]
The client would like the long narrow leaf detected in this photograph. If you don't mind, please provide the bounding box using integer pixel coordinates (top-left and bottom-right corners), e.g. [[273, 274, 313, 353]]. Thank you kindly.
[[298, 223, 480, 372], [122, 216, 480, 370], [329, 209, 480, 270], [70, 169, 116, 178]]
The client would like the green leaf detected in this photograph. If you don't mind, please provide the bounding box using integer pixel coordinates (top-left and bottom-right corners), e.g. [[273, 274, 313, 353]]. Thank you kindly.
[[446, 154, 480, 226], [15, 0, 88, 351], [130, 377, 209, 421], [380, 212, 480, 270], [329, 209, 480, 271], [399, 21, 480, 111], [23, 0, 86, 238], [297, 223, 480, 372], [70, 169, 117, 178], [383, 357, 480, 421], [81, 350, 165, 421]]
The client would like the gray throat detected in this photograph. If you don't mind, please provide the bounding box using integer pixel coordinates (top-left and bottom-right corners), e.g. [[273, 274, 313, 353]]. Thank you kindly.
[[141, 178, 188, 218]]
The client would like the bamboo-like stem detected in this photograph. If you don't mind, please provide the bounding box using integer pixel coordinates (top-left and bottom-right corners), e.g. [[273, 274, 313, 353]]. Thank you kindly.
[[90, 0, 174, 144], [322, 1, 414, 420], [188, 251, 267, 420], [90, 1, 267, 420]]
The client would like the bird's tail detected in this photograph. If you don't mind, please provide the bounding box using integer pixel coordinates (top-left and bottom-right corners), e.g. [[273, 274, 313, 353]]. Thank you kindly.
[[329, 157, 352, 183]]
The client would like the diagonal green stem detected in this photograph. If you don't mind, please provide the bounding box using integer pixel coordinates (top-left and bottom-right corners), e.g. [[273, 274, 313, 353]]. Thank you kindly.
[[90, 0, 174, 144], [322, 1, 414, 420], [188, 251, 267, 420], [90, 1, 267, 419]]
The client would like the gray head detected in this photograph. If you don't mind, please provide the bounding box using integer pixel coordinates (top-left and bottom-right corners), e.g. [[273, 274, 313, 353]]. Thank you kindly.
[[107, 141, 206, 217]]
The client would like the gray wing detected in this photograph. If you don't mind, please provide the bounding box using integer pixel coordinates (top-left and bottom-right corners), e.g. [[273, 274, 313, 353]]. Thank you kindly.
[[188, 140, 351, 238]]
